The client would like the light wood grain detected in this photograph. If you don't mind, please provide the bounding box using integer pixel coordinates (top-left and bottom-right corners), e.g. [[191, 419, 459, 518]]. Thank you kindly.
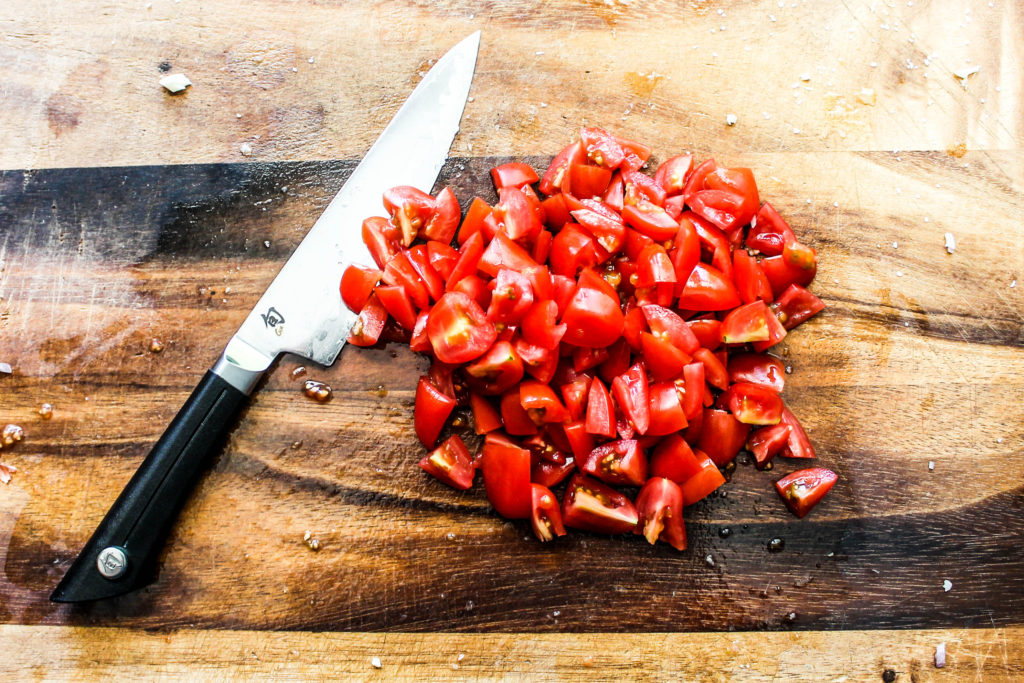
[[0, 0, 1021, 170], [2, 625, 1022, 681]]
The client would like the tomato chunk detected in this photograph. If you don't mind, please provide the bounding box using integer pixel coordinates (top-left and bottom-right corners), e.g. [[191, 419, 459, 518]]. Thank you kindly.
[[419, 435, 475, 490], [561, 474, 639, 534], [530, 483, 567, 541], [426, 292, 497, 364], [414, 376, 456, 448], [775, 467, 837, 518], [579, 439, 647, 486], [481, 434, 532, 519], [635, 477, 687, 550]]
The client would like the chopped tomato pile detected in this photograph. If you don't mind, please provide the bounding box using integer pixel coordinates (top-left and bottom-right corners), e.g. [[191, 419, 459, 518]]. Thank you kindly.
[[341, 126, 836, 549]]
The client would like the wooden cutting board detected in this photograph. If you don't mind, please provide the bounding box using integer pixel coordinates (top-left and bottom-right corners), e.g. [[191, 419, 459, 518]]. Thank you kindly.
[[1, 0, 1022, 679]]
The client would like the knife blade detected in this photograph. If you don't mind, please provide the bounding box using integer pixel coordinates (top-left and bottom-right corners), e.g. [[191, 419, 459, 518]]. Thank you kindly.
[[50, 31, 481, 603]]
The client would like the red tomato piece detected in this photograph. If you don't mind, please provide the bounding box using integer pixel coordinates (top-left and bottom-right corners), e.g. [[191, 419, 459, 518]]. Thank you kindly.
[[347, 293, 388, 347], [495, 186, 543, 242], [647, 382, 688, 436], [464, 340, 524, 395], [426, 292, 497, 364], [451, 273, 490, 310], [701, 167, 759, 228], [422, 186, 460, 243], [513, 336, 559, 384], [641, 304, 700, 354], [414, 376, 457, 448], [678, 263, 741, 311], [747, 202, 796, 256], [773, 284, 826, 330], [470, 392, 502, 434], [383, 185, 436, 246], [611, 363, 650, 435], [362, 216, 402, 269], [530, 483, 567, 541], [779, 406, 816, 459], [614, 135, 652, 171], [654, 154, 694, 195], [539, 141, 584, 196], [560, 375, 592, 422], [567, 163, 613, 198], [457, 197, 493, 246], [775, 467, 837, 518], [500, 389, 539, 435], [446, 231, 484, 291], [623, 170, 667, 207], [405, 245, 445, 303], [728, 353, 785, 392], [562, 420, 596, 460], [571, 206, 626, 254], [340, 264, 382, 314], [641, 332, 690, 382], [418, 435, 475, 490], [585, 377, 616, 438], [375, 285, 418, 332], [698, 408, 751, 466], [649, 435, 724, 502], [761, 245, 817, 296], [622, 305, 648, 351], [721, 300, 772, 344], [686, 318, 722, 351], [596, 338, 631, 386], [479, 231, 538, 278], [381, 251, 429, 310], [519, 379, 569, 425], [487, 269, 535, 325], [693, 348, 728, 391], [521, 300, 566, 350], [750, 307, 788, 352], [621, 201, 678, 241], [561, 473, 639, 534], [491, 162, 540, 190], [426, 240, 459, 281], [580, 126, 626, 169], [683, 403, 704, 444], [670, 215, 701, 288], [409, 311, 431, 353], [746, 423, 792, 467], [481, 433, 532, 519], [540, 193, 572, 230], [572, 345, 609, 373], [722, 382, 783, 425], [635, 477, 687, 550], [579, 439, 647, 486], [635, 244, 677, 289], [680, 362, 705, 420], [733, 249, 773, 305], [681, 158, 717, 203], [561, 281, 624, 349], [602, 171, 625, 211], [549, 224, 605, 277]]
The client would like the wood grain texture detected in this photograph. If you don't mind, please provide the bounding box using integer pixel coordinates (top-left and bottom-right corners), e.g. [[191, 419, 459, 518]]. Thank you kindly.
[[1, 155, 1021, 634], [3, 625, 1023, 681], [1, 0, 1023, 676]]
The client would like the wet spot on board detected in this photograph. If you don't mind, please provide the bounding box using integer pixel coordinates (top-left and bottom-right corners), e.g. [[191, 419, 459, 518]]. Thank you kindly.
[[158, 61, 172, 72], [44, 93, 82, 136], [624, 71, 664, 99], [946, 142, 967, 158]]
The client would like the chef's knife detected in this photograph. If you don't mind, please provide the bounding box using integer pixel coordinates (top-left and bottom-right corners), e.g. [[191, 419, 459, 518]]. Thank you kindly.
[[50, 31, 481, 603]]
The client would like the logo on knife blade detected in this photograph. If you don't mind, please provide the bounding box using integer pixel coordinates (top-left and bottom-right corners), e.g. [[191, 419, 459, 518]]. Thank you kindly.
[[261, 306, 285, 332]]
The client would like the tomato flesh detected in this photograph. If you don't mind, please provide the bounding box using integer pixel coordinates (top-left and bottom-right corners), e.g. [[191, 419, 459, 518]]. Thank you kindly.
[[561, 474, 639, 534], [426, 292, 497, 364], [775, 467, 837, 518], [635, 477, 687, 550], [481, 434, 532, 519], [419, 435, 475, 490], [530, 483, 567, 541]]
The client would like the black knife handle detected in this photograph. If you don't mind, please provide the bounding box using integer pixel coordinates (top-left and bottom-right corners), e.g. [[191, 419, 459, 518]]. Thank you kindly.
[[50, 371, 249, 602]]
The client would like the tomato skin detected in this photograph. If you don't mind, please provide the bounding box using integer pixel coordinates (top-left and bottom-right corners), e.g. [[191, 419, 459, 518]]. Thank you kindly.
[[562, 420, 596, 461], [698, 408, 751, 466], [382, 251, 430, 310], [561, 282, 624, 349], [495, 186, 543, 242], [539, 141, 584, 196], [680, 362, 705, 420], [622, 305, 648, 351], [491, 162, 540, 190], [641, 332, 690, 382], [648, 435, 725, 505], [670, 215, 701, 290], [487, 269, 535, 325], [383, 185, 436, 246], [749, 307, 788, 352], [347, 293, 388, 347], [464, 340, 524, 396], [426, 240, 460, 281], [685, 318, 722, 351], [409, 311, 431, 353], [529, 483, 567, 541], [647, 382, 688, 436], [362, 216, 403, 269], [419, 435, 475, 490], [623, 170, 667, 207], [702, 167, 759, 228], [451, 273, 490, 310], [654, 154, 694, 195], [571, 206, 626, 254], [481, 434, 532, 519], [747, 202, 796, 256], [550, 224, 604, 277], [678, 263, 741, 311], [375, 285, 418, 332], [746, 423, 792, 467], [733, 250, 773, 305], [634, 477, 687, 550], [560, 375, 592, 422], [405, 245, 445, 303], [479, 231, 538, 278], [602, 171, 625, 211], [521, 300, 566, 350], [531, 456, 576, 489], [773, 283, 826, 330], [340, 264, 382, 314], [722, 382, 784, 425], [426, 292, 497, 364], [447, 231, 484, 291], [693, 348, 729, 391], [585, 377, 616, 438], [580, 439, 647, 486], [540, 194, 572, 231], [761, 253, 815, 297], [642, 304, 700, 354], [470, 393, 503, 434], [681, 158, 717, 204], [779, 406, 816, 459], [721, 300, 772, 344], [635, 244, 676, 289], [621, 202, 678, 241], [423, 186, 461, 243], [457, 197, 493, 246], [775, 467, 837, 518], [513, 337, 558, 384], [580, 126, 626, 169], [611, 363, 651, 435], [728, 353, 785, 392], [561, 473, 639, 534], [414, 377, 457, 448], [519, 379, 569, 425], [568, 163, 614, 198]]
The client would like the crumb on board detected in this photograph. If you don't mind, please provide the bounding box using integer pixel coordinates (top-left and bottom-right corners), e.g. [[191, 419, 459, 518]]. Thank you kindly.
[[240, 142, 253, 156], [38, 403, 53, 420], [944, 232, 957, 254], [371, 656, 382, 669], [2, 424, 24, 447], [935, 642, 946, 668], [856, 88, 877, 105], [0, 363, 11, 374], [0, 461, 16, 485], [159, 73, 192, 93], [953, 65, 980, 81], [943, 579, 953, 592], [725, 113, 738, 126]]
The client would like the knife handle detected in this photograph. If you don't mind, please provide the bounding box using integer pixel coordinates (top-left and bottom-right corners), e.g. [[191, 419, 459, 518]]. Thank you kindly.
[[50, 370, 251, 602]]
